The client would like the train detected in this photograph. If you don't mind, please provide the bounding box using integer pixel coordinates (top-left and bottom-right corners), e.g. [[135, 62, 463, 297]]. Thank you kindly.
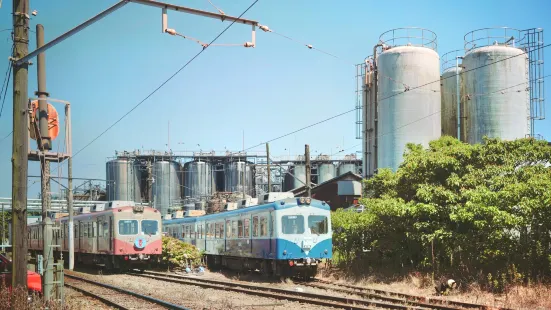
[[163, 193, 333, 277], [28, 201, 163, 271]]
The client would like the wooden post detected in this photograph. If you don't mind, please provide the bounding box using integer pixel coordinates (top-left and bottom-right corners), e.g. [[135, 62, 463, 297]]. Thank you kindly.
[[11, 0, 30, 291]]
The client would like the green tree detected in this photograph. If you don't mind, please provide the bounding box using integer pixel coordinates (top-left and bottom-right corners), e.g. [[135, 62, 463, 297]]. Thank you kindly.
[[332, 137, 551, 286]]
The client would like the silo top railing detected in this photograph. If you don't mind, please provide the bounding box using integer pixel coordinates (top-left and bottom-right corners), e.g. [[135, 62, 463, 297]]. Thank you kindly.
[[378, 27, 438, 51], [440, 49, 464, 72], [464, 27, 527, 52]]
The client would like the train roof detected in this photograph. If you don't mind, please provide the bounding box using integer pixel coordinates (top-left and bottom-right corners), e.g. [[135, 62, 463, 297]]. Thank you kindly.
[[28, 206, 161, 226], [163, 198, 330, 224]]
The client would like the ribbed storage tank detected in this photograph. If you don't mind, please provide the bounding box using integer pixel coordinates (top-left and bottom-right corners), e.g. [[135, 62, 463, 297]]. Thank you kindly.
[[152, 161, 182, 215], [377, 28, 441, 171], [183, 161, 213, 199], [318, 163, 336, 183], [440, 50, 464, 139], [224, 161, 254, 196], [337, 162, 357, 176], [284, 164, 306, 191], [462, 28, 530, 144], [106, 159, 142, 202]]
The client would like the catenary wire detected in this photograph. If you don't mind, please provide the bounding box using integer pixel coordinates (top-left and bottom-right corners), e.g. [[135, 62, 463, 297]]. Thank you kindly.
[[244, 43, 551, 152], [29, 0, 260, 188], [0, 45, 14, 119]]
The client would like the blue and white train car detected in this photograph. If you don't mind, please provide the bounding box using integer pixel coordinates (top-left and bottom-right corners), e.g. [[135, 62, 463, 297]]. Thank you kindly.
[[163, 196, 332, 277]]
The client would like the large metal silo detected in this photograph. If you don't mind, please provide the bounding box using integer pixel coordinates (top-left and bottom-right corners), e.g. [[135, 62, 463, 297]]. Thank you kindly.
[[183, 161, 213, 199], [284, 164, 306, 191], [224, 161, 254, 196], [106, 159, 142, 202], [377, 28, 441, 171], [318, 163, 336, 183], [462, 28, 530, 144], [152, 160, 182, 215], [440, 50, 464, 139], [337, 163, 357, 176]]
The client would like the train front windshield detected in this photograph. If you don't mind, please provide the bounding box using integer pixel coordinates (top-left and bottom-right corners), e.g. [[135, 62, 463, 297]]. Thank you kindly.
[[142, 220, 159, 235]]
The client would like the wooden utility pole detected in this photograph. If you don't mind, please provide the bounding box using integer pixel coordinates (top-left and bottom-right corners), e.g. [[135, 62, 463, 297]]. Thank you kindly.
[[305, 144, 311, 197], [266, 143, 270, 193], [11, 0, 30, 291]]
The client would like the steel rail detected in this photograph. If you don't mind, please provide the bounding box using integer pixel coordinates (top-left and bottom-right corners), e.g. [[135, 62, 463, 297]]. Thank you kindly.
[[128, 271, 427, 310], [312, 278, 510, 310], [65, 282, 131, 310], [65, 273, 190, 310]]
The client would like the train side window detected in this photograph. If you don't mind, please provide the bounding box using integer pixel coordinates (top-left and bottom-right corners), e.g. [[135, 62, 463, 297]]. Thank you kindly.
[[92, 222, 97, 237], [210, 223, 215, 239], [226, 220, 231, 238], [103, 222, 109, 237], [214, 223, 219, 239], [238, 220, 243, 238], [218, 222, 224, 239], [252, 216, 259, 237], [182, 225, 186, 238], [83, 223, 87, 237], [232, 221, 237, 238], [244, 219, 250, 238], [260, 216, 268, 237], [97, 222, 103, 237]]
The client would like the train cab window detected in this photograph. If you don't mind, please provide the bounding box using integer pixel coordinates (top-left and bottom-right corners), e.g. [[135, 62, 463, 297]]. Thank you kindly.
[[260, 216, 268, 237], [142, 220, 158, 235], [282, 215, 305, 234], [252, 217, 259, 237], [238, 220, 243, 238], [308, 215, 328, 234], [226, 220, 231, 238], [119, 220, 138, 235], [244, 219, 250, 238]]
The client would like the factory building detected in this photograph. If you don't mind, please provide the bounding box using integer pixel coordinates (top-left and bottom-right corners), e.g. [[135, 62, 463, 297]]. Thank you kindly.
[[357, 27, 545, 177]]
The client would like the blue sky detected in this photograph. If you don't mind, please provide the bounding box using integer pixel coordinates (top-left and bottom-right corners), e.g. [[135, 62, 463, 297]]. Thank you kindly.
[[0, 0, 550, 198]]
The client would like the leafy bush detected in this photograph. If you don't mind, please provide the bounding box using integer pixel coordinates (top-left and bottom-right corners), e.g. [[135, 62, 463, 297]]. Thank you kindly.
[[161, 236, 203, 268], [332, 137, 551, 289]]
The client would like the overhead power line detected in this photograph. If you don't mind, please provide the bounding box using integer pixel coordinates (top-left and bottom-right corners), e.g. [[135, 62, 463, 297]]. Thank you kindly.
[[30, 0, 260, 189], [243, 43, 551, 152]]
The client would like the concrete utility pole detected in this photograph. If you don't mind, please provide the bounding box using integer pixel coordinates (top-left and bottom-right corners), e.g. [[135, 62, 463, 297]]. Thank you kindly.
[[36, 24, 54, 300], [305, 144, 311, 197], [11, 0, 30, 291], [266, 143, 270, 193]]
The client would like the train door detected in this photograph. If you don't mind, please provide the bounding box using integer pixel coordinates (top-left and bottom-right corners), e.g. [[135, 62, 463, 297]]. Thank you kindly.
[[269, 211, 275, 256], [109, 216, 113, 253]]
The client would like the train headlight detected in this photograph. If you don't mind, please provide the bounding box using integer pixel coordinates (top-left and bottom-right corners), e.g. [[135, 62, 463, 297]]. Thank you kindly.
[[305, 198, 311, 204], [324, 249, 328, 254], [283, 250, 287, 255], [299, 197, 306, 204], [306, 257, 311, 264]]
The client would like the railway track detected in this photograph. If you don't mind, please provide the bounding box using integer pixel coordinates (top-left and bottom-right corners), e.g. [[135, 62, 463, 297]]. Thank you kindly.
[[127, 270, 464, 310], [65, 272, 190, 310], [306, 279, 509, 310]]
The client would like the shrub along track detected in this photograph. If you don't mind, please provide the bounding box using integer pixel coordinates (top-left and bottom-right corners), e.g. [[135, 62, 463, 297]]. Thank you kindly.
[[126, 270, 472, 310], [305, 279, 510, 310], [65, 272, 189, 310]]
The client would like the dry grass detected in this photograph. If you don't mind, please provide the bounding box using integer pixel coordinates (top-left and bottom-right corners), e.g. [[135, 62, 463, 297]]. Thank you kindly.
[[318, 269, 551, 310]]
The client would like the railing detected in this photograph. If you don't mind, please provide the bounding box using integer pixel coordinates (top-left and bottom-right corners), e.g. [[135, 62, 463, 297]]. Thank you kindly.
[[463, 27, 526, 52], [378, 27, 437, 51], [440, 49, 464, 72]]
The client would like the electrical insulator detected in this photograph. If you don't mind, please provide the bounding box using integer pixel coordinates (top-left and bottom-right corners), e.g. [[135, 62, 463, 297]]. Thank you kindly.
[[244, 42, 255, 48], [165, 28, 177, 35], [306, 44, 313, 49], [259, 25, 271, 32]]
